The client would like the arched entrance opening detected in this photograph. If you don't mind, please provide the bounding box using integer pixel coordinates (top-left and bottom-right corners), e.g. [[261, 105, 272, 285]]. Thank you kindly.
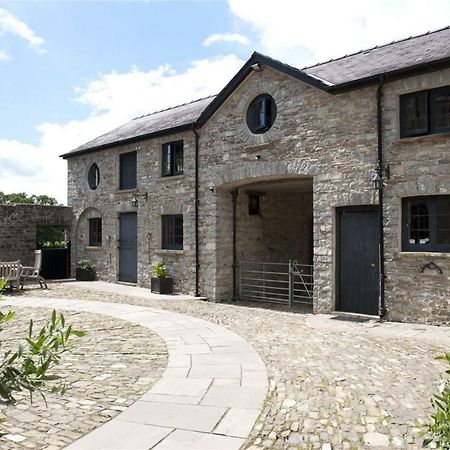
[[215, 175, 314, 309]]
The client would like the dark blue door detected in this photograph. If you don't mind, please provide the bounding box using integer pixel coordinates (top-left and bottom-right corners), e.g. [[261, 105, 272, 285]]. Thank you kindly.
[[337, 207, 379, 315], [119, 213, 137, 283]]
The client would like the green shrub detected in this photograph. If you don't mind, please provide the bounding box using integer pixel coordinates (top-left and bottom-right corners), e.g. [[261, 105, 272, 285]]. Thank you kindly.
[[424, 352, 450, 449], [77, 259, 95, 271], [0, 278, 85, 403], [152, 263, 167, 279]]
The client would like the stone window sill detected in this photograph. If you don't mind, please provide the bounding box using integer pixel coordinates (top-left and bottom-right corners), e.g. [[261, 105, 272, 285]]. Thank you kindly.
[[154, 249, 184, 256], [396, 251, 450, 258], [156, 175, 184, 183], [394, 132, 450, 145], [85, 246, 102, 251]]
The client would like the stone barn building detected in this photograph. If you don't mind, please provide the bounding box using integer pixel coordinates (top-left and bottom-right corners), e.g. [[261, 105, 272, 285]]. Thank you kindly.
[[62, 28, 450, 325]]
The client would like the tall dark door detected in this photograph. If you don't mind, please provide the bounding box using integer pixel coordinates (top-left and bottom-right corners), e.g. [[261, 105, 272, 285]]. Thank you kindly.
[[337, 207, 379, 315], [119, 213, 137, 283]]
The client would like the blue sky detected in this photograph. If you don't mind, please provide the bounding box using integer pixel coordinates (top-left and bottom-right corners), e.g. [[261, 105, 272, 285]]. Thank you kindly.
[[0, 0, 449, 203]]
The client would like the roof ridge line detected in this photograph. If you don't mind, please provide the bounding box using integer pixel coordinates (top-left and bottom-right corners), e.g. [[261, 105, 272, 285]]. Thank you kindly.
[[302, 25, 450, 70], [132, 94, 217, 120]]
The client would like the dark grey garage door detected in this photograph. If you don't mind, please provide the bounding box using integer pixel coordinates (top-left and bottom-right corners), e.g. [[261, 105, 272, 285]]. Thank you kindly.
[[336, 206, 379, 315], [119, 212, 137, 283]]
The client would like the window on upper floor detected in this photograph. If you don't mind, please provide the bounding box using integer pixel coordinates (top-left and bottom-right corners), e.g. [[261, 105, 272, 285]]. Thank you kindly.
[[400, 86, 450, 138], [402, 195, 450, 252], [161, 214, 183, 250], [162, 140, 183, 177], [119, 151, 137, 190], [246, 94, 277, 134], [88, 163, 100, 190], [88, 218, 102, 247]]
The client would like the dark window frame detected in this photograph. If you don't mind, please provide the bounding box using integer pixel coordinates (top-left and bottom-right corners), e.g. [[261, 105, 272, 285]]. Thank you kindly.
[[88, 163, 100, 190], [400, 86, 450, 138], [246, 94, 277, 134], [162, 140, 184, 177], [119, 151, 137, 190], [248, 194, 260, 215], [88, 218, 102, 247], [402, 195, 450, 252], [161, 214, 183, 250]]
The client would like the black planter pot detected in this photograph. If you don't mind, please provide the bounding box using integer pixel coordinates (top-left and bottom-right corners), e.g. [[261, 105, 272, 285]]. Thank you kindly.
[[151, 277, 173, 294], [75, 268, 96, 281]]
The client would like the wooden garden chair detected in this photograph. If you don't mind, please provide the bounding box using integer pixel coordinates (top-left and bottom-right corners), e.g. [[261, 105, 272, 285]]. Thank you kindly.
[[0, 261, 22, 290], [20, 250, 48, 289]]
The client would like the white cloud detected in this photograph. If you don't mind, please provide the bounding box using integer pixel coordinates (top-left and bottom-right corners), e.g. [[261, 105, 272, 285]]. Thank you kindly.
[[0, 7, 45, 54], [0, 55, 245, 204], [228, 0, 450, 67], [203, 33, 249, 47], [0, 49, 10, 61]]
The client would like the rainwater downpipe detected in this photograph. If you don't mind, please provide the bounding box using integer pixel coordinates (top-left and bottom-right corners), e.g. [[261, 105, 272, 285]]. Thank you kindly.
[[193, 125, 200, 297], [232, 189, 239, 301], [377, 76, 387, 319]]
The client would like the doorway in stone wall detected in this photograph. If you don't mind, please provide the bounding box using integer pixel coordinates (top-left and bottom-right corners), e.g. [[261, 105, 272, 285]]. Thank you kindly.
[[36, 226, 70, 279], [217, 176, 314, 307]]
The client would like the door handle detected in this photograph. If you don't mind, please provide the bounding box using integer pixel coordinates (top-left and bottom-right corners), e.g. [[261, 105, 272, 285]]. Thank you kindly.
[[370, 263, 376, 268]]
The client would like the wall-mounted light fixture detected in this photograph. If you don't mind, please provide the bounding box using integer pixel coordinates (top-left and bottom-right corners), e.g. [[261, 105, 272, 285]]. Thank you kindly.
[[251, 63, 262, 72], [131, 190, 148, 207], [371, 163, 390, 190], [255, 154, 261, 160]]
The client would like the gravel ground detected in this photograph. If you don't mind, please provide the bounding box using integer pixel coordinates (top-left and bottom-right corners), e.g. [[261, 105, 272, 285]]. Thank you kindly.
[[7, 283, 449, 450], [0, 304, 167, 450]]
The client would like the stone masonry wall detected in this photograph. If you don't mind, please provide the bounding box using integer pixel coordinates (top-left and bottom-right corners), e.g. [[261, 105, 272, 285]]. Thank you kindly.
[[0, 205, 74, 266], [67, 63, 450, 324], [198, 67, 379, 308], [236, 191, 313, 265], [382, 68, 450, 324], [68, 130, 196, 294]]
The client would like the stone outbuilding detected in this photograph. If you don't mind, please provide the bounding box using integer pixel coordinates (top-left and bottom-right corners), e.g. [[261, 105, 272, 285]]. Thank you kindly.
[[62, 27, 450, 325]]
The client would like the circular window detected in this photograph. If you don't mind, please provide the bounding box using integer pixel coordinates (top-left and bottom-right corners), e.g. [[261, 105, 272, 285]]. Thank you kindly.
[[88, 163, 100, 190], [246, 94, 277, 134]]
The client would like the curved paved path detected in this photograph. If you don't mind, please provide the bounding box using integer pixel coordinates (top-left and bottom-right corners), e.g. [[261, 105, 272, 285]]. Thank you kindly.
[[4, 297, 268, 450]]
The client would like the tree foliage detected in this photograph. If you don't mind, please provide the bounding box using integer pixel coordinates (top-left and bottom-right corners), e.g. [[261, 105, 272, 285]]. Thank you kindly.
[[0, 278, 85, 403], [424, 353, 450, 449], [0, 192, 60, 206]]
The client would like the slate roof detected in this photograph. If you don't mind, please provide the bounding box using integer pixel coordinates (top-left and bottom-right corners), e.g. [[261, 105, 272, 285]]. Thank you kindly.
[[63, 95, 215, 157], [304, 26, 450, 87], [62, 26, 450, 158]]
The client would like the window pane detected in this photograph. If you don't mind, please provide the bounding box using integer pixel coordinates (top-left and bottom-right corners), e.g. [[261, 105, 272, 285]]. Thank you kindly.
[[89, 218, 102, 246], [88, 164, 100, 190], [436, 197, 450, 244], [162, 144, 172, 176], [162, 215, 183, 249], [120, 152, 137, 189], [409, 202, 430, 245], [401, 92, 428, 137], [431, 87, 450, 132], [174, 142, 184, 174]]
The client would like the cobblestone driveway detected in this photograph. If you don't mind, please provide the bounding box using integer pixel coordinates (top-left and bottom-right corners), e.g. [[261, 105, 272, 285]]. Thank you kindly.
[[10, 284, 449, 450], [0, 306, 167, 449]]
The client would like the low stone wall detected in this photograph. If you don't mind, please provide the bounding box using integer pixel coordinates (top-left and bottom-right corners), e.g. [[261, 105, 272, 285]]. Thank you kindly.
[[0, 205, 74, 266]]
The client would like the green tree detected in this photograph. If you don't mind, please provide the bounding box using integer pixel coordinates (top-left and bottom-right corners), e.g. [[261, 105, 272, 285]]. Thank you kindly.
[[0, 192, 60, 206]]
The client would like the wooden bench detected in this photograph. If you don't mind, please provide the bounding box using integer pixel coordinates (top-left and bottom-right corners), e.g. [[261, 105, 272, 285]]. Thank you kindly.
[[0, 261, 22, 290]]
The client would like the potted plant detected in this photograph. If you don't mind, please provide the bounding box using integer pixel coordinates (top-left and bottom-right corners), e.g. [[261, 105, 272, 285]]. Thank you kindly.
[[75, 259, 96, 281], [151, 263, 173, 294]]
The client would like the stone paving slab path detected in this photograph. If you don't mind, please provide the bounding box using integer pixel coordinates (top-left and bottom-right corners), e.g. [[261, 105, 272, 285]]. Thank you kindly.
[[3, 296, 268, 450]]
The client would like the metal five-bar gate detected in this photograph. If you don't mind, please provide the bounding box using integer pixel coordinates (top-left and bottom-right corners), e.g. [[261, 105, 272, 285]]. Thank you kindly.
[[238, 260, 314, 306]]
